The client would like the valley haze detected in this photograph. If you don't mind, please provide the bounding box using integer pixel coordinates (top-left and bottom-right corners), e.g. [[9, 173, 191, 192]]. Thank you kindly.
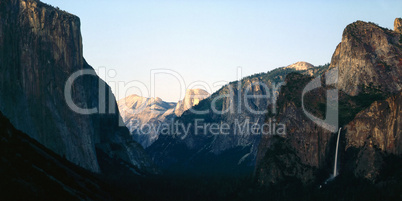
[[0, 0, 402, 201]]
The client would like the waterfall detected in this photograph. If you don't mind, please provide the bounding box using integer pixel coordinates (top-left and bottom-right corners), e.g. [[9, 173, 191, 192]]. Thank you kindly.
[[333, 127, 342, 177]]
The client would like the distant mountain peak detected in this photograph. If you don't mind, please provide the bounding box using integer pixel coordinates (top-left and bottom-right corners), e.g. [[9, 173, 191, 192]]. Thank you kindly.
[[118, 89, 210, 147], [175, 89, 210, 117], [285, 61, 315, 71]]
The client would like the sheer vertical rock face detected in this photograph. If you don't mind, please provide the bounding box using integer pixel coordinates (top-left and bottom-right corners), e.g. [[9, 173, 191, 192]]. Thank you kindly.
[[0, 0, 154, 173], [345, 91, 402, 180], [256, 20, 402, 185], [330, 20, 402, 96], [174, 89, 210, 117], [255, 74, 333, 185], [395, 18, 402, 34]]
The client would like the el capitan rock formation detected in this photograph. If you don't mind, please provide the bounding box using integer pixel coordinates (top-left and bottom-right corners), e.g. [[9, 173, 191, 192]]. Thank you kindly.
[[0, 0, 155, 173]]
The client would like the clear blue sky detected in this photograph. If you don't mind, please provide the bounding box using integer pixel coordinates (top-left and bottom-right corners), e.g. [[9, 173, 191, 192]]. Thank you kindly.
[[43, 0, 401, 102]]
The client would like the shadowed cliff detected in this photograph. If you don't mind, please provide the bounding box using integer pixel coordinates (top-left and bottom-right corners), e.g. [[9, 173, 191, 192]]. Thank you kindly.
[[0, 0, 156, 174]]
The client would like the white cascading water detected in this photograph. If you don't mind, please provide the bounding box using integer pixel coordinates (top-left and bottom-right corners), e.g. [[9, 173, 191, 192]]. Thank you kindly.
[[333, 127, 342, 177]]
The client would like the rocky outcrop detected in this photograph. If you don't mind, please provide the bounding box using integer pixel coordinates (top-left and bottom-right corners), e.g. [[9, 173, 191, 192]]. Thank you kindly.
[[395, 18, 402, 34], [0, 0, 155, 173], [256, 136, 316, 185], [329, 20, 402, 96], [255, 73, 334, 185], [344, 91, 402, 180]]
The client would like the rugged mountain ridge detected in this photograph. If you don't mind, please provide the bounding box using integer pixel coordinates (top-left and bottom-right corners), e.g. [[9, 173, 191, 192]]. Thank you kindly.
[[147, 62, 329, 175], [118, 89, 209, 148], [118, 95, 176, 148], [0, 0, 155, 173], [256, 19, 402, 185]]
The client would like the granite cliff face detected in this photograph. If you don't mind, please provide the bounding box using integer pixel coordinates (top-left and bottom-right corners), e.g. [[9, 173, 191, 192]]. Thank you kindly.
[[174, 89, 210, 117], [256, 19, 402, 185], [330, 21, 402, 96], [256, 73, 335, 184], [0, 0, 155, 173], [344, 91, 402, 180]]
